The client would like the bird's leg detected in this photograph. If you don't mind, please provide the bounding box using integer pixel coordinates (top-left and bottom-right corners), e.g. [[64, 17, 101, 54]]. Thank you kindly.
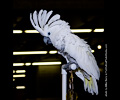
[[62, 62, 78, 71], [62, 62, 71, 70], [61, 52, 79, 71]]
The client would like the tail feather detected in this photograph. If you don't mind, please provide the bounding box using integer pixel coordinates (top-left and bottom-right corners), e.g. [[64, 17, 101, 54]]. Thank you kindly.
[[75, 70, 99, 95], [84, 76, 98, 95]]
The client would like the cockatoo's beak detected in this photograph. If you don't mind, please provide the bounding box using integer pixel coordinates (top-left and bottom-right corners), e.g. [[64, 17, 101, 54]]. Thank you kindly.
[[43, 37, 52, 45]]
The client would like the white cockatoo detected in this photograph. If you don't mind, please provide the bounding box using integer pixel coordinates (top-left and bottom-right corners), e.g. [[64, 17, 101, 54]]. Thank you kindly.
[[30, 9, 100, 95]]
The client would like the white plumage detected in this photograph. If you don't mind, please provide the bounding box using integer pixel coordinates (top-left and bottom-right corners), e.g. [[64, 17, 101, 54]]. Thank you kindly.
[[30, 9, 100, 95]]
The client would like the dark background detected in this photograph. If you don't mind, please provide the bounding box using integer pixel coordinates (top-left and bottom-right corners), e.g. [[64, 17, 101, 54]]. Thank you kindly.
[[12, 0, 105, 100]]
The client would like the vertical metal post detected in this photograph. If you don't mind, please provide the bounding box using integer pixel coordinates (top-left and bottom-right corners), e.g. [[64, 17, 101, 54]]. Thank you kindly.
[[61, 67, 67, 100]]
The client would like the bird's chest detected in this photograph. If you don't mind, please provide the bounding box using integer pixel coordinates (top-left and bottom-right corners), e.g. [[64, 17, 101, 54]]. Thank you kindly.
[[51, 33, 67, 50]]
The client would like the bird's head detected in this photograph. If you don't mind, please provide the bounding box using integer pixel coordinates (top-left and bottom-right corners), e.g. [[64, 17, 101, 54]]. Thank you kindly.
[[30, 9, 70, 45]]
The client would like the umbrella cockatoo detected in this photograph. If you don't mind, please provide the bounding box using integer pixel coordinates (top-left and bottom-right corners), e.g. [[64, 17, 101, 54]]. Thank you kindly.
[[30, 9, 100, 95]]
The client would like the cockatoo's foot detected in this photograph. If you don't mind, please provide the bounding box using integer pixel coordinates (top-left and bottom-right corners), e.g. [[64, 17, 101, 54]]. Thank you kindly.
[[62, 62, 78, 71]]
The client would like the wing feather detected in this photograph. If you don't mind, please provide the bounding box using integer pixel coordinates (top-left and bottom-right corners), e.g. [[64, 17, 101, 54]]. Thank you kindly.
[[75, 70, 84, 81], [65, 34, 100, 80]]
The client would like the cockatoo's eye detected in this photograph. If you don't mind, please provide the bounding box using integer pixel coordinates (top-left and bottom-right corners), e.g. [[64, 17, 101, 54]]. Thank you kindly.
[[48, 32, 51, 35]]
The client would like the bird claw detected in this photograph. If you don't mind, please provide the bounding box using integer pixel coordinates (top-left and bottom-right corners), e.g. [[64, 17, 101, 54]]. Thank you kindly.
[[62, 62, 77, 71], [62, 63, 70, 70]]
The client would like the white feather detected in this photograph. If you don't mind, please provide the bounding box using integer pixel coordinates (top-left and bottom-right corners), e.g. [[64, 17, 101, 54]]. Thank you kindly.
[[92, 76, 98, 95], [75, 70, 84, 81], [84, 82, 87, 91], [38, 9, 43, 29], [30, 13, 44, 36], [49, 20, 64, 28], [33, 10, 38, 26], [44, 10, 53, 25], [47, 14, 60, 25], [41, 10, 47, 28]]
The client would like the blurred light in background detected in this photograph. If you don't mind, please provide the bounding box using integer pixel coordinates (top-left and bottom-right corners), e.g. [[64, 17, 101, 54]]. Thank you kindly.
[[13, 63, 24, 66], [91, 49, 95, 53], [13, 50, 59, 55], [13, 30, 23, 34], [71, 29, 92, 33], [32, 61, 62, 66], [13, 70, 15, 73], [97, 45, 102, 49], [16, 70, 26, 73], [13, 62, 61, 66], [16, 86, 25, 89], [13, 74, 26, 78], [49, 50, 58, 54], [24, 30, 39, 33], [13, 51, 48, 55], [25, 62, 31, 66], [93, 28, 104, 32]]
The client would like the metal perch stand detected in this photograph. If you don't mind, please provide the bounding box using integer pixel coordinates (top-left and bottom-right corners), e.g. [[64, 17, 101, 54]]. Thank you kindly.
[[61, 65, 67, 100], [61, 64, 78, 100]]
